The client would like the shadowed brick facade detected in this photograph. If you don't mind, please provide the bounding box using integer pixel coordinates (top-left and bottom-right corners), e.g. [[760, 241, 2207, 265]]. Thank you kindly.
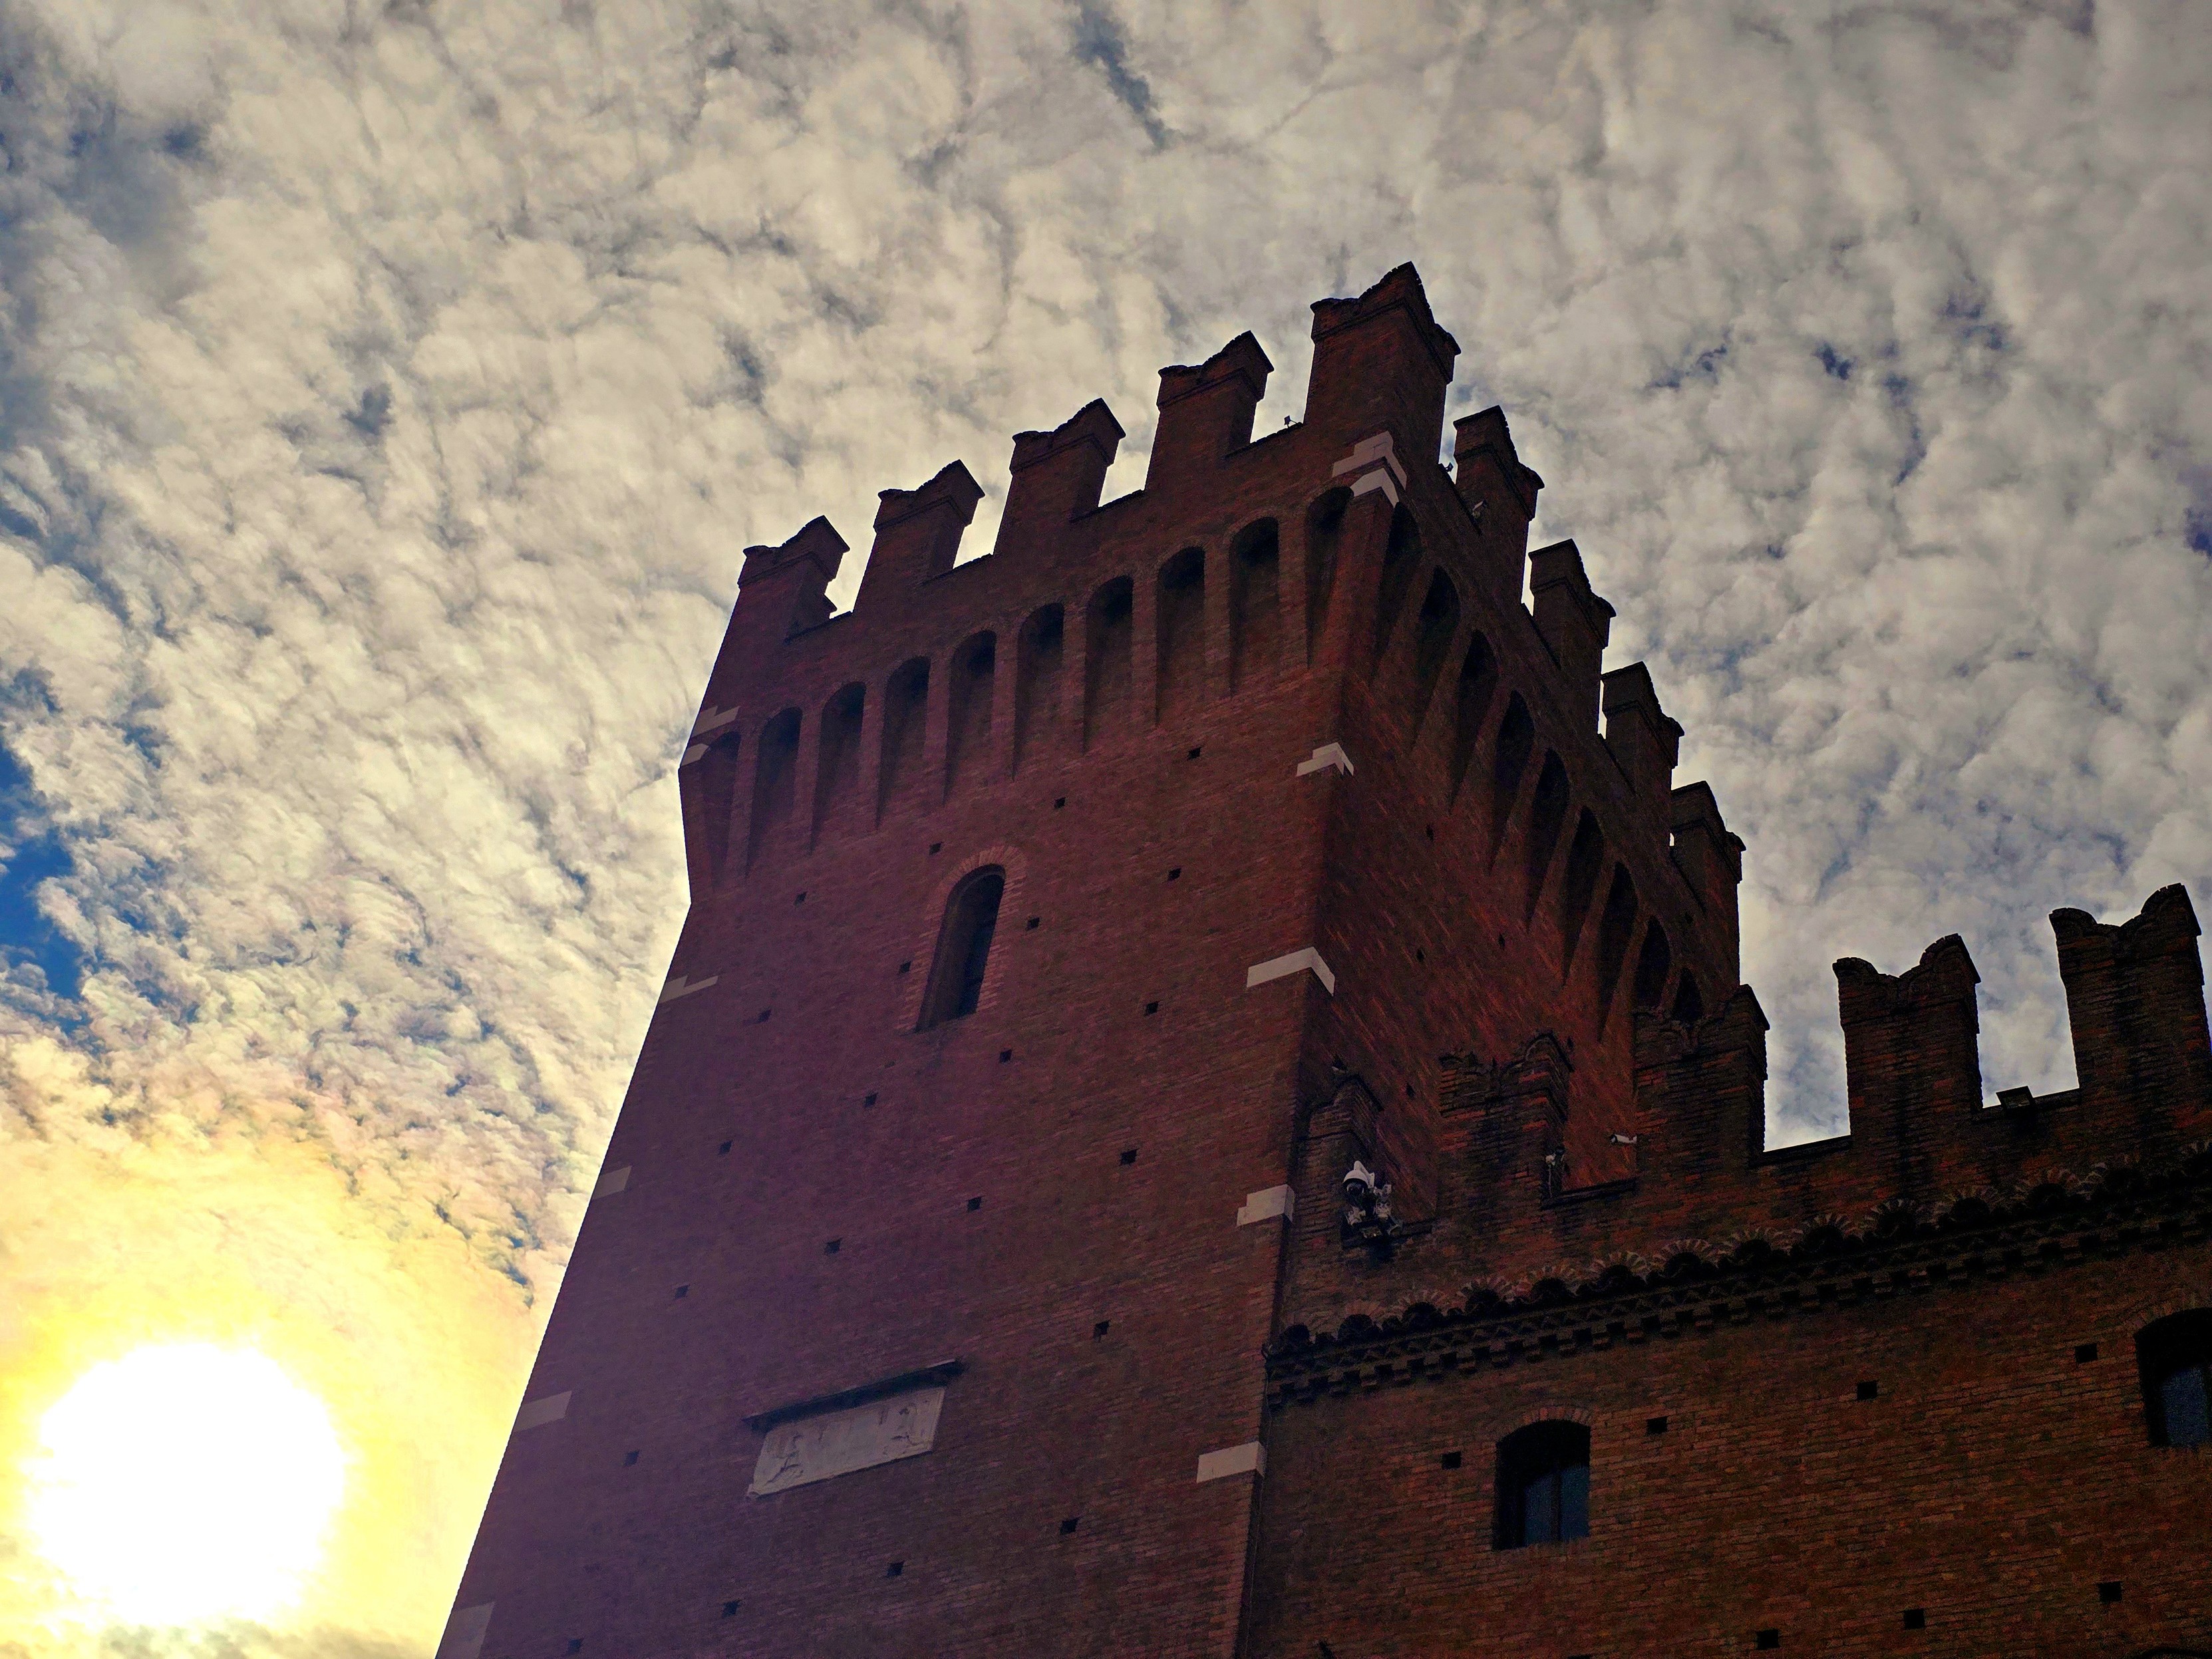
[[442, 267, 2212, 1659]]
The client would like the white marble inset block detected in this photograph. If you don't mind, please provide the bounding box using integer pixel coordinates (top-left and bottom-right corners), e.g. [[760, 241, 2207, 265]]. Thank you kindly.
[[1349, 467, 1401, 506], [1236, 1185, 1296, 1227], [658, 973, 718, 1005], [514, 1391, 571, 1432], [749, 1386, 945, 1497], [1195, 1441, 1267, 1483], [1331, 432, 1408, 488], [1245, 948, 1337, 995], [1295, 742, 1354, 778], [693, 705, 739, 738], [592, 1165, 631, 1199], [437, 1602, 494, 1659]]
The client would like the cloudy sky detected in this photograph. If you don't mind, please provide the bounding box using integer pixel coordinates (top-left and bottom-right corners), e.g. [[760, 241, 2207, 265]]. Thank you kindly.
[[0, 0, 2206, 1648]]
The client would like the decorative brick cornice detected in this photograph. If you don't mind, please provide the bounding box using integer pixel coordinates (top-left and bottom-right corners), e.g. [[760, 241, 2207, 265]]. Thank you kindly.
[[1265, 1141, 2212, 1410]]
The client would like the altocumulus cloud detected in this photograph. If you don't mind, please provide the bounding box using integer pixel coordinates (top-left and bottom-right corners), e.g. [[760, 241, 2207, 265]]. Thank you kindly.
[[0, 0, 2207, 1642]]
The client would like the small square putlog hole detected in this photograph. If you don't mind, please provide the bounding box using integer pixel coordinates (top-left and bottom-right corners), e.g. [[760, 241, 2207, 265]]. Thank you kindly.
[[2075, 1342, 2099, 1363], [1438, 1450, 1462, 1469], [824, 1237, 842, 1255], [1902, 1608, 1926, 1630], [1120, 1147, 1138, 1165], [1059, 1516, 1080, 1534], [1093, 1320, 1110, 1338], [721, 1600, 740, 1618], [1646, 1416, 1669, 1435], [967, 1196, 983, 1212], [2098, 1582, 2122, 1604], [1855, 1380, 1879, 1401], [1755, 1631, 1780, 1650], [885, 1561, 904, 1579]]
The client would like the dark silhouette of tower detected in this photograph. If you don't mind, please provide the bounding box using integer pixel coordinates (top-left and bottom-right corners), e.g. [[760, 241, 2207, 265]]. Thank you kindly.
[[442, 267, 2212, 1659]]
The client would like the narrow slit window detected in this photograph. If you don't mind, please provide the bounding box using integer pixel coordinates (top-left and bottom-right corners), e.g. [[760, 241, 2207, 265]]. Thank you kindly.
[[921, 867, 1007, 1029], [1494, 1420, 1590, 1549]]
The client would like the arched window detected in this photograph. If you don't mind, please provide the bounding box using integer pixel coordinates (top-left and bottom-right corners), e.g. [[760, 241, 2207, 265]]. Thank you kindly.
[[1015, 604, 1065, 772], [1557, 811, 1605, 965], [881, 657, 931, 817], [1229, 520, 1281, 691], [1521, 752, 1569, 919], [947, 631, 996, 792], [695, 729, 742, 884], [1494, 1421, 1589, 1549], [1305, 489, 1349, 661], [1448, 634, 1497, 803], [1369, 506, 1420, 674], [747, 708, 800, 868], [1156, 547, 1205, 722], [812, 684, 864, 839], [920, 867, 1006, 1030], [1084, 577, 1134, 749], [2137, 1310, 2212, 1447], [1408, 567, 1460, 726]]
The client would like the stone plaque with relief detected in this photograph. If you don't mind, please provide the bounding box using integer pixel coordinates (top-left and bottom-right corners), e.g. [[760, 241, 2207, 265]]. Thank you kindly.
[[748, 1384, 945, 1496]]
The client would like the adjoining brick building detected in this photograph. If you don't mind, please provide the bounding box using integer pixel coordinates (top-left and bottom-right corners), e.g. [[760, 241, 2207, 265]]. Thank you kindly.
[[440, 266, 2212, 1659]]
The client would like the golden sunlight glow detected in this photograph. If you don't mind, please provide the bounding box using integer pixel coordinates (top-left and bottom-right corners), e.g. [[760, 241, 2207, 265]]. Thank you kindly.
[[0, 1117, 536, 1652], [26, 1344, 347, 1626]]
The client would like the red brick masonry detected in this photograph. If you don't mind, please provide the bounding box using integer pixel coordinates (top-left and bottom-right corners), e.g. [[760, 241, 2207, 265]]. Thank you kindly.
[[442, 265, 2211, 1659]]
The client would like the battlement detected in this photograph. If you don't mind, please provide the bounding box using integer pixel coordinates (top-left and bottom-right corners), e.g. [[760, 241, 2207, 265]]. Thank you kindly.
[[1276, 883, 2211, 1344], [678, 267, 1738, 1019]]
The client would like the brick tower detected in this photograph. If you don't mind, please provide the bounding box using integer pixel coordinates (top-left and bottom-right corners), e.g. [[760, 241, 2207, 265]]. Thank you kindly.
[[442, 267, 2211, 1658]]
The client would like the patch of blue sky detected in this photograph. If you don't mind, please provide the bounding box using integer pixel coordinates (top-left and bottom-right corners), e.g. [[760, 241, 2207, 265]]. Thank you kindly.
[[0, 742, 83, 1006]]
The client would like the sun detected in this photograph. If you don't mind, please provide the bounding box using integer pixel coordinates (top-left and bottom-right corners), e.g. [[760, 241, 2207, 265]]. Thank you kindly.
[[25, 1344, 348, 1626]]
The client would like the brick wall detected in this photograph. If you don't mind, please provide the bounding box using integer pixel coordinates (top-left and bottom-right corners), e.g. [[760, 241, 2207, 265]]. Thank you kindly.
[[1252, 1239, 2212, 1658]]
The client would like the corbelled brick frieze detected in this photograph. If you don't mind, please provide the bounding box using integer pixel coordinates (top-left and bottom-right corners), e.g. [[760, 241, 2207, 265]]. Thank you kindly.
[[1268, 1137, 2212, 1406]]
